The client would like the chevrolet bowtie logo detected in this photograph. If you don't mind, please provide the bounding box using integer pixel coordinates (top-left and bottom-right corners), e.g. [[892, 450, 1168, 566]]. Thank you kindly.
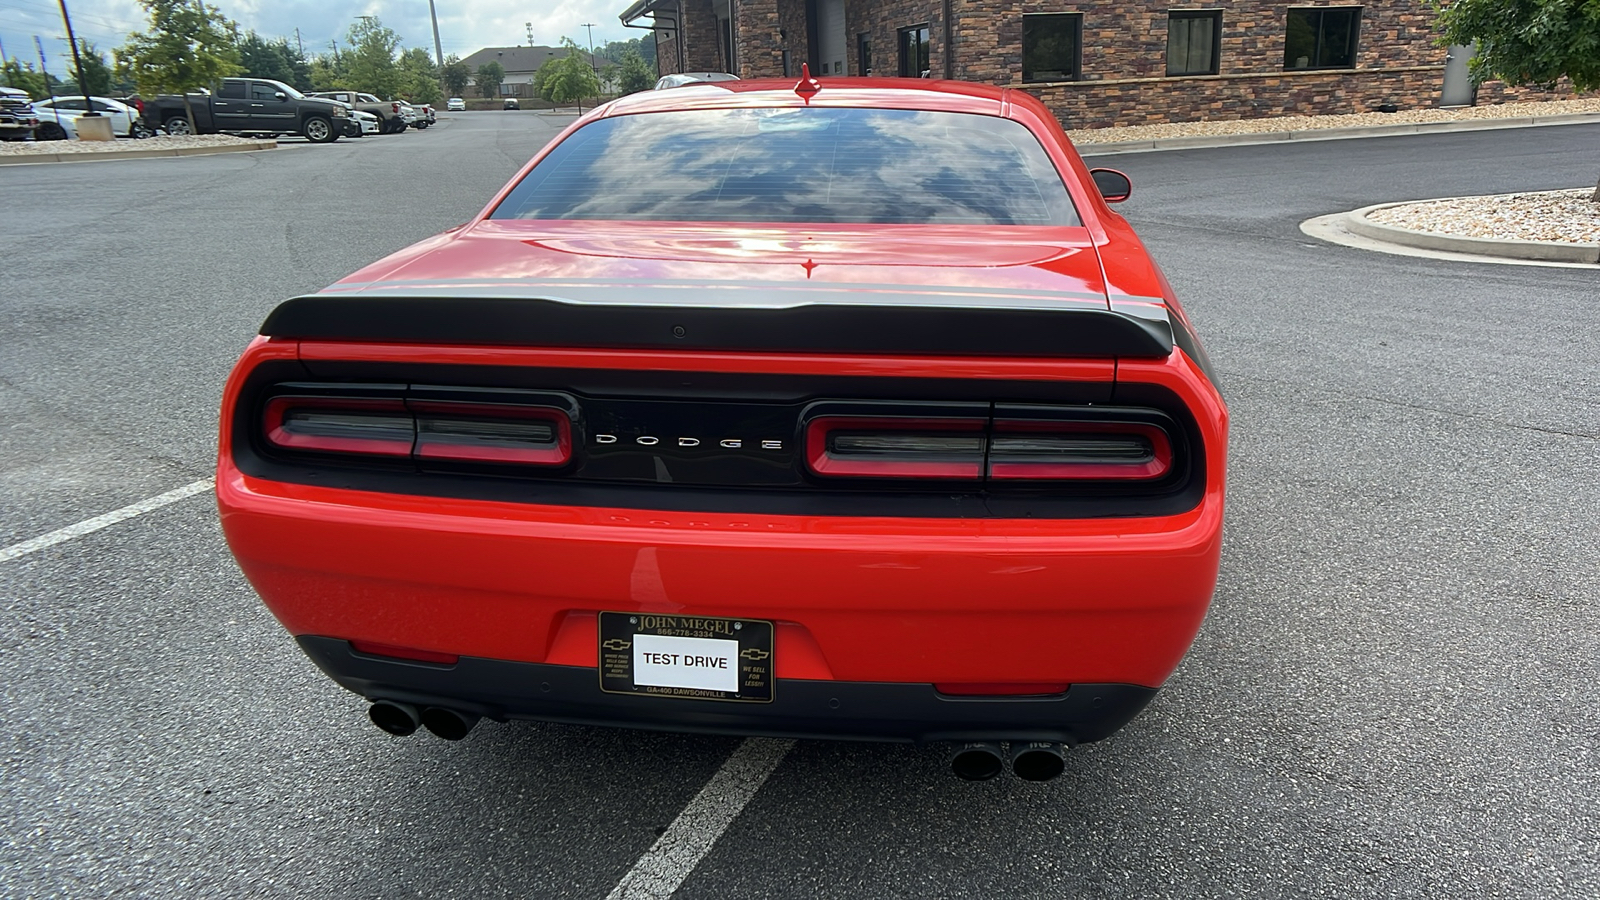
[[602, 639, 631, 651], [740, 648, 770, 660]]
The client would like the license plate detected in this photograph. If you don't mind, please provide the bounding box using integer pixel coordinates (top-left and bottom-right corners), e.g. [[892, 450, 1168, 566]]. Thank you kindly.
[[599, 612, 774, 703]]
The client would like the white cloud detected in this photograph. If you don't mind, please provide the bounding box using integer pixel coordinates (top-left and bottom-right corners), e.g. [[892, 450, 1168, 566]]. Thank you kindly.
[[2, 0, 641, 76]]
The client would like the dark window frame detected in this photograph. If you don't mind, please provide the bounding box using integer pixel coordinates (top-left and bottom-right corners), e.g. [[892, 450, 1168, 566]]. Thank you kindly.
[[1022, 13, 1084, 83], [898, 24, 931, 78], [1283, 6, 1362, 70], [1166, 10, 1222, 77], [858, 33, 872, 76]]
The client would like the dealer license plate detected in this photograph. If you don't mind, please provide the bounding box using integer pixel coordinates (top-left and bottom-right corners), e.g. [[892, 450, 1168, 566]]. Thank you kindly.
[[599, 612, 774, 703]]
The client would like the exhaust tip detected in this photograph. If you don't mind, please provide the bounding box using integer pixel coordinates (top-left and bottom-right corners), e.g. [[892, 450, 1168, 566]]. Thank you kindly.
[[368, 700, 420, 736], [420, 707, 480, 741], [1010, 742, 1067, 782], [950, 742, 1005, 781]]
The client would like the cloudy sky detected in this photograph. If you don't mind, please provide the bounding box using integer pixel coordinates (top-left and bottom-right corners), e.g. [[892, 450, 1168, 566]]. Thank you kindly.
[[1, 0, 641, 77]]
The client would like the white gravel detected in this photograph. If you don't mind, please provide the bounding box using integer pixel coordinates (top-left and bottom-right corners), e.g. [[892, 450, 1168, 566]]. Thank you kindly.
[[1066, 96, 1600, 144], [0, 134, 266, 156], [1367, 189, 1600, 244]]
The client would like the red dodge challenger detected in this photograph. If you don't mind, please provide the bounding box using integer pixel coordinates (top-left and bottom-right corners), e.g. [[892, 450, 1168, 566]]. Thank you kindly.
[[217, 75, 1227, 782]]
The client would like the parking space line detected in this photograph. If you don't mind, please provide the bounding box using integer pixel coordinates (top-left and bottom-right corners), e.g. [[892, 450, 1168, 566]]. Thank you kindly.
[[606, 737, 794, 900], [0, 479, 214, 564]]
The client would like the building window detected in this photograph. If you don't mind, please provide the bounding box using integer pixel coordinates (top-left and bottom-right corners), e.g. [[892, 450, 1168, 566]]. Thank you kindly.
[[858, 33, 872, 76], [898, 25, 930, 78], [1167, 11, 1221, 76], [1284, 7, 1361, 69], [1022, 13, 1082, 83]]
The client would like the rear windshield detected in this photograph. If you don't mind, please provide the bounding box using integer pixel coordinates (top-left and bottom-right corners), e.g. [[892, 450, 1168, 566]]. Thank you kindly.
[[491, 107, 1080, 226]]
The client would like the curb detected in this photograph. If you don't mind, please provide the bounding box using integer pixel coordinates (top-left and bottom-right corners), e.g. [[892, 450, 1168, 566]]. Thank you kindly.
[[1343, 199, 1600, 264], [0, 140, 277, 166], [1076, 112, 1600, 155]]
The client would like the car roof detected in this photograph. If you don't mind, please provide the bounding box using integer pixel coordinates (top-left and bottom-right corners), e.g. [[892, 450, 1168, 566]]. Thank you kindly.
[[605, 77, 1012, 117]]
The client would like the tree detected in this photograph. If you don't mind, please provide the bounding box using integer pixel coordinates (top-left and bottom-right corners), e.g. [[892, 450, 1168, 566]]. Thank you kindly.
[[440, 55, 472, 97], [538, 39, 601, 108], [234, 32, 310, 91], [397, 48, 441, 104], [1, 60, 51, 99], [308, 54, 346, 91], [69, 41, 114, 96], [474, 61, 504, 98], [1435, 0, 1600, 200], [345, 16, 401, 98], [616, 48, 654, 95], [117, 0, 241, 132]]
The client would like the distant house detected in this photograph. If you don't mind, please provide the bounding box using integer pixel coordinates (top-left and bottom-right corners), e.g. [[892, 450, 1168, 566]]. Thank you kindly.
[[458, 45, 609, 97], [617, 0, 1579, 129]]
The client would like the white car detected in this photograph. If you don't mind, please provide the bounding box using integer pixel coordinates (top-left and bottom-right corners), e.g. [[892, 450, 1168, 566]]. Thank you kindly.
[[349, 109, 381, 136], [446, 97, 465, 111], [32, 96, 150, 140]]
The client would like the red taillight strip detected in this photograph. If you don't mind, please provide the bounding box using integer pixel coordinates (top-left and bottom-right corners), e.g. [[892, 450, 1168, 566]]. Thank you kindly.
[[262, 396, 414, 457], [987, 422, 1172, 481], [806, 416, 987, 479], [410, 401, 572, 466]]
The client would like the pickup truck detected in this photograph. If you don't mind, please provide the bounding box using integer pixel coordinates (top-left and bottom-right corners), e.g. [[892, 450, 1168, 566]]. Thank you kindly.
[[0, 87, 40, 142], [308, 91, 408, 134], [145, 78, 349, 143]]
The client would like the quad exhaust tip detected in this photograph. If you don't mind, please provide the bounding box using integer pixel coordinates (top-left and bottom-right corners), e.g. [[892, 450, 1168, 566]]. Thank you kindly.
[[950, 741, 1068, 781], [368, 700, 421, 736]]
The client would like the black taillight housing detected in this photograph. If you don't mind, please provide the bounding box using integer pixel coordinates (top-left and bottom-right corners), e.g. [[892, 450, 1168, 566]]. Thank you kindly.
[[259, 384, 576, 468], [802, 402, 1182, 485]]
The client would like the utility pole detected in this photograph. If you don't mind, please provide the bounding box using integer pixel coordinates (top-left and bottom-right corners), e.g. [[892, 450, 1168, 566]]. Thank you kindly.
[[0, 35, 10, 68], [427, 0, 444, 67], [582, 23, 598, 76], [34, 36, 50, 93], [294, 28, 304, 57], [525, 23, 534, 47], [57, 0, 97, 118]]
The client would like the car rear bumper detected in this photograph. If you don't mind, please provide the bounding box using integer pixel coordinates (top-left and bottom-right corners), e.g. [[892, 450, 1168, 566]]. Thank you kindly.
[[298, 635, 1158, 744]]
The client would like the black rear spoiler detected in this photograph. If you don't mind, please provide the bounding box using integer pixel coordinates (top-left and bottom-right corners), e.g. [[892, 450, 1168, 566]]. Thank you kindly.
[[259, 286, 1174, 359]]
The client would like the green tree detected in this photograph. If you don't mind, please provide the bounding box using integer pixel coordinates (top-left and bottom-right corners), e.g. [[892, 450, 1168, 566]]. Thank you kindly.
[[616, 48, 654, 95], [308, 54, 346, 91], [345, 16, 401, 98], [1435, 0, 1600, 199], [68, 41, 115, 96], [474, 61, 504, 98], [538, 40, 600, 107], [117, 0, 241, 132], [397, 48, 441, 104], [1, 60, 51, 99], [440, 54, 472, 97]]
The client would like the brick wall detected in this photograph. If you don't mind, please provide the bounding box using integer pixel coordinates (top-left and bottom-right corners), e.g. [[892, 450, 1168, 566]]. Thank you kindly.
[[739, 0, 786, 78], [847, 0, 949, 79]]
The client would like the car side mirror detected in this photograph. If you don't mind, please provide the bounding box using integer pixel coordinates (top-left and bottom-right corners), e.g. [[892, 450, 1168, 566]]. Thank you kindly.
[[1089, 168, 1132, 203], [274, 91, 288, 101]]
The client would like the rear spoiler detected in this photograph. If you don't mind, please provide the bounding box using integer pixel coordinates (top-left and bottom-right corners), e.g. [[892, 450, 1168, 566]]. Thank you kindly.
[[259, 285, 1174, 359]]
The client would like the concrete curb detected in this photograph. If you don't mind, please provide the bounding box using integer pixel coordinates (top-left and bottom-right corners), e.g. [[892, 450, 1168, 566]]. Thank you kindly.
[[1343, 199, 1600, 264], [1077, 112, 1600, 155], [0, 140, 277, 166]]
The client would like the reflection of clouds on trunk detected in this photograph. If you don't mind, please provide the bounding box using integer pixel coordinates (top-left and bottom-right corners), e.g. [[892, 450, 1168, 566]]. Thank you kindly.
[[494, 107, 1080, 226]]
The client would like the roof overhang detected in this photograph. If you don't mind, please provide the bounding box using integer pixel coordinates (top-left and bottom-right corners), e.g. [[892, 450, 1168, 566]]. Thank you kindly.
[[620, 0, 677, 28]]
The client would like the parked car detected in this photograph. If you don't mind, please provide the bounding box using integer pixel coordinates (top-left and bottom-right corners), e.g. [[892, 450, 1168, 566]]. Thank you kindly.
[[217, 78, 1226, 782], [32, 96, 152, 140], [503, 97, 519, 110], [446, 97, 466, 111], [396, 101, 419, 129], [348, 108, 381, 136], [414, 104, 436, 127], [0, 87, 39, 142], [308, 91, 407, 133], [145, 78, 348, 142], [654, 72, 740, 89]]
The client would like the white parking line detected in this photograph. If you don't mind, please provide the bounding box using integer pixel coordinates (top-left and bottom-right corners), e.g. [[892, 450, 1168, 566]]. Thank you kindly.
[[0, 479, 214, 564], [606, 737, 794, 900]]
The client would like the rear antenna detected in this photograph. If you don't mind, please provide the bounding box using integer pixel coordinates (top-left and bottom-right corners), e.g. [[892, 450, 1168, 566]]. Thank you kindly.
[[794, 63, 821, 103]]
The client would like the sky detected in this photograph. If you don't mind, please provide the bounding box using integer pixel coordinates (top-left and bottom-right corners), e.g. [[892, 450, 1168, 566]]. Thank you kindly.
[[0, 0, 642, 78]]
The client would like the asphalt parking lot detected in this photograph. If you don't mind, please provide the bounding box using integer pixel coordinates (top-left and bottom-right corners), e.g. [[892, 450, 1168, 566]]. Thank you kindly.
[[2, 111, 1597, 898]]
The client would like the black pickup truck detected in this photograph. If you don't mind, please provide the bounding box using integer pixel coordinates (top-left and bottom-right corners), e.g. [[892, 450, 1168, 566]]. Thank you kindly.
[[144, 77, 350, 143]]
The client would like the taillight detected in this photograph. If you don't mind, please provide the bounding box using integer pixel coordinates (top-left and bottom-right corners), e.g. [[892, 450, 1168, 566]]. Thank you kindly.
[[263, 396, 413, 456], [411, 401, 571, 466], [987, 422, 1171, 481], [260, 387, 574, 467], [806, 416, 986, 479]]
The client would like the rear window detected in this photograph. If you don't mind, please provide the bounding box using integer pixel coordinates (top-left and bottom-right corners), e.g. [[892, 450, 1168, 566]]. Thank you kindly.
[[491, 107, 1080, 226]]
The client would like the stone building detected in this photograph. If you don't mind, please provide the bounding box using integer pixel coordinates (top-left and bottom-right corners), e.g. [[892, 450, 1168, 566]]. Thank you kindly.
[[458, 45, 607, 97], [617, 0, 1569, 129]]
